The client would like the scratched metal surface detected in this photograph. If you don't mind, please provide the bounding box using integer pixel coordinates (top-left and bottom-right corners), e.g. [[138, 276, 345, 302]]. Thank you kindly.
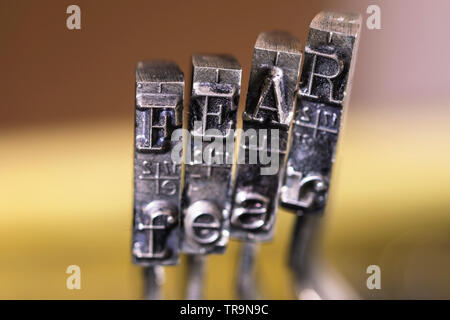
[[180, 54, 242, 254], [281, 12, 362, 215], [132, 61, 184, 266], [230, 31, 302, 241]]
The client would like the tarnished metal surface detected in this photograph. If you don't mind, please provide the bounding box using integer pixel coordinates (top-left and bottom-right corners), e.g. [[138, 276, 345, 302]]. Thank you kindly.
[[230, 31, 302, 241], [280, 11, 362, 297], [132, 61, 184, 266], [281, 11, 361, 215], [181, 54, 242, 254]]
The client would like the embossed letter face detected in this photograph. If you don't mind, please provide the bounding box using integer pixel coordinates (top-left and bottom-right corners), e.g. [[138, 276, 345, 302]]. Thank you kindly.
[[133, 200, 177, 259], [230, 31, 302, 241], [184, 200, 221, 246], [132, 61, 184, 266], [244, 66, 289, 125], [301, 50, 344, 104], [181, 55, 242, 254], [231, 192, 269, 230], [280, 12, 361, 214], [136, 81, 182, 152]]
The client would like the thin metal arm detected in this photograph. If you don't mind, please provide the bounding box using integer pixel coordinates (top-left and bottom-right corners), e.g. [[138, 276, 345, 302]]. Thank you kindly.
[[185, 254, 206, 300], [236, 241, 260, 299], [289, 214, 321, 299], [143, 266, 164, 300], [289, 214, 359, 300]]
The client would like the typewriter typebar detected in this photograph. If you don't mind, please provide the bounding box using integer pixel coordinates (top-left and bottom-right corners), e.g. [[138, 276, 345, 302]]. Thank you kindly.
[[280, 12, 362, 215], [132, 61, 184, 266], [181, 54, 242, 254], [280, 13, 361, 296], [230, 31, 302, 241]]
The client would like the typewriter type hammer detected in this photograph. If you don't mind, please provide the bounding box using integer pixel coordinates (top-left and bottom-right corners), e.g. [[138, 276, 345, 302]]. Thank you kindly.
[[181, 54, 242, 299], [181, 54, 242, 255], [132, 61, 184, 299], [132, 61, 184, 266], [229, 31, 302, 299], [230, 31, 302, 242], [280, 11, 362, 298]]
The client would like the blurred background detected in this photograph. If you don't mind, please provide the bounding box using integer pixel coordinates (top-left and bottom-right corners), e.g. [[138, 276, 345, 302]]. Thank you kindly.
[[1, 0, 449, 299]]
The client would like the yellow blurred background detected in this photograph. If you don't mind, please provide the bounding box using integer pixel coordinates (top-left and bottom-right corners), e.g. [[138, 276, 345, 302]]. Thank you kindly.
[[0, 0, 449, 299]]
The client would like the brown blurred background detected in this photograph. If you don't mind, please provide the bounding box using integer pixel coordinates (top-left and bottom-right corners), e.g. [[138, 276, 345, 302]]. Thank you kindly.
[[0, 0, 449, 299]]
